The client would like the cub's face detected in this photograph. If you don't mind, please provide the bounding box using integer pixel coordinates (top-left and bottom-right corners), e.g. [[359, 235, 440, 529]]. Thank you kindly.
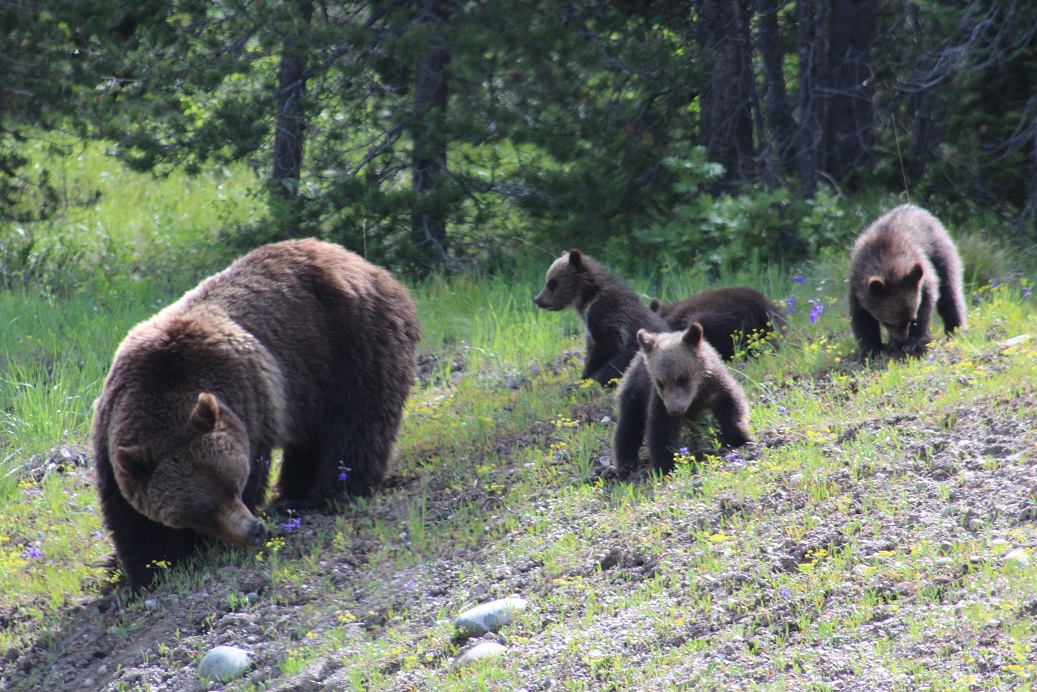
[[638, 324, 706, 417], [860, 263, 924, 342], [534, 250, 584, 311], [112, 392, 268, 547]]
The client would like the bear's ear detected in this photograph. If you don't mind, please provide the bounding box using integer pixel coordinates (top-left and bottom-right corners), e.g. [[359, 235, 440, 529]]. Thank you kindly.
[[649, 298, 661, 313], [114, 445, 153, 482], [868, 277, 885, 295], [190, 392, 223, 433], [567, 249, 584, 271], [637, 328, 658, 354], [906, 263, 924, 285], [683, 322, 704, 347]]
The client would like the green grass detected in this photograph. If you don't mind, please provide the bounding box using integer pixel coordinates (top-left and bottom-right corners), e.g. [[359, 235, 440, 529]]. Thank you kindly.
[[4, 146, 1037, 689]]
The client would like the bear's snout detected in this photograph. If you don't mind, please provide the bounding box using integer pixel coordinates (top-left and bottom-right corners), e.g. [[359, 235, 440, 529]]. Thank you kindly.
[[245, 517, 268, 545], [213, 501, 269, 546]]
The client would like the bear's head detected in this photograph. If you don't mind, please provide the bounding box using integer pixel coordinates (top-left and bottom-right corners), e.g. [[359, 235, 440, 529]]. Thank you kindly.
[[648, 298, 673, 320], [534, 249, 587, 311], [112, 392, 268, 547], [859, 262, 924, 342], [637, 323, 708, 417]]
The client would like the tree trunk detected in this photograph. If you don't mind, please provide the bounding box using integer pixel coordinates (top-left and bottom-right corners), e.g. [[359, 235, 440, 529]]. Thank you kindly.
[[271, 0, 314, 237], [697, 0, 755, 189], [755, 0, 796, 178], [795, 0, 827, 197], [824, 0, 876, 182], [411, 0, 453, 271]]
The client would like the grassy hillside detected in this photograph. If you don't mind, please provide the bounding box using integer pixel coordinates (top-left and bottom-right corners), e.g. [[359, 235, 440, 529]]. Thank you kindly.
[[2, 148, 1037, 690]]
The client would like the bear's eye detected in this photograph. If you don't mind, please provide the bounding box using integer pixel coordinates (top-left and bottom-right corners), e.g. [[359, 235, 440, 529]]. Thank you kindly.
[[675, 374, 689, 388], [547, 279, 557, 291], [655, 379, 665, 390]]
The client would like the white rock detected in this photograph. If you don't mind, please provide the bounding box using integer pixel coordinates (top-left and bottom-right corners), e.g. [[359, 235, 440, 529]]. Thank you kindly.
[[453, 642, 507, 667], [454, 597, 527, 636], [1000, 334, 1032, 348], [1004, 549, 1030, 571], [198, 645, 251, 682]]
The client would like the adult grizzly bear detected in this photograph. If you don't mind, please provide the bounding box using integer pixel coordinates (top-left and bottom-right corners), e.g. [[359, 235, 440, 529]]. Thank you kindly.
[[534, 249, 668, 386], [93, 239, 420, 590], [649, 287, 787, 360], [848, 204, 966, 357], [613, 323, 752, 476]]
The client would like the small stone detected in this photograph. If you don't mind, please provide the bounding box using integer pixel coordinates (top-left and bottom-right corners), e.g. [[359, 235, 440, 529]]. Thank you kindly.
[[468, 584, 489, 601], [1004, 549, 1030, 571], [454, 597, 528, 637], [789, 473, 804, 489], [245, 592, 259, 604], [1000, 334, 1032, 348], [143, 598, 158, 609], [198, 645, 251, 682], [97, 664, 108, 675], [453, 642, 506, 667], [935, 557, 952, 569], [968, 518, 983, 532], [939, 541, 953, 555], [599, 416, 611, 424], [83, 679, 94, 687]]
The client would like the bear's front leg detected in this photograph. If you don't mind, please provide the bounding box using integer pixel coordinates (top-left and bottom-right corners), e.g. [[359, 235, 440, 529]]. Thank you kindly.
[[902, 289, 934, 353], [103, 490, 196, 591], [613, 373, 650, 476], [645, 394, 685, 474]]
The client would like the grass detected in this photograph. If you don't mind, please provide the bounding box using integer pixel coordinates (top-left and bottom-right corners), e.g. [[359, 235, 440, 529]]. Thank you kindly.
[[4, 146, 1037, 689]]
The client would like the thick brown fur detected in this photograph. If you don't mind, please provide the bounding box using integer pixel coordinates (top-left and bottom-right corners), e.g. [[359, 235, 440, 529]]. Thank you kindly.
[[613, 323, 753, 475], [534, 249, 668, 386], [93, 239, 420, 590], [848, 204, 966, 357], [648, 287, 787, 360]]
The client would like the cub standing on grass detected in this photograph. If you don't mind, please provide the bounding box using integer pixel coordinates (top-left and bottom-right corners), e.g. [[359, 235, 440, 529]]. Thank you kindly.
[[649, 287, 788, 361], [92, 239, 420, 590], [849, 204, 967, 357], [613, 322, 753, 476], [534, 249, 669, 386]]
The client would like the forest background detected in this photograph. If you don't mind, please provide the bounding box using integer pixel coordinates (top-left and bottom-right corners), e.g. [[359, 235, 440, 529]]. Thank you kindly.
[[3, 0, 1037, 282]]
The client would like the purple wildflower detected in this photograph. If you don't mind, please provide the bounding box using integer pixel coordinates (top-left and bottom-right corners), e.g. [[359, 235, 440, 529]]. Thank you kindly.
[[928, 353, 935, 363], [93, 530, 104, 540], [777, 406, 787, 414], [1024, 286, 1032, 299], [991, 279, 1000, 288], [792, 275, 806, 285], [338, 464, 352, 483], [282, 517, 302, 531], [679, 447, 689, 456], [779, 585, 792, 600], [808, 299, 823, 324], [23, 546, 43, 559], [785, 296, 795, 315], [725, 451, 743, 465]]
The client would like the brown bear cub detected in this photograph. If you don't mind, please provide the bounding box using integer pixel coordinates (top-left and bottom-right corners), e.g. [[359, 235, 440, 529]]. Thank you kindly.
[[93, 239, 420, 590], [848, 204, 966, 357], [613, 322, 753, 476], [534, 249, 668, 386], [649, 287, 787, 360]]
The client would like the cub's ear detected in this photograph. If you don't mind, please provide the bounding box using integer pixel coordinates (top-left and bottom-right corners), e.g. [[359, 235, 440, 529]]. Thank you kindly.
[[683, 322, 703, 347], [906, 263, 924, 285], [637, 329, 658, 354], [567, 249, 584, 271], [190, 392, 223, 433], [114, 445, 153, 482], [867, 276, 885, 295], [649, 298, 661, 313]]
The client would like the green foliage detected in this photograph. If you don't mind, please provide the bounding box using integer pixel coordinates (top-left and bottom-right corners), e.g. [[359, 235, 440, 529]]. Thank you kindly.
[[609, 155, 853, 273]]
